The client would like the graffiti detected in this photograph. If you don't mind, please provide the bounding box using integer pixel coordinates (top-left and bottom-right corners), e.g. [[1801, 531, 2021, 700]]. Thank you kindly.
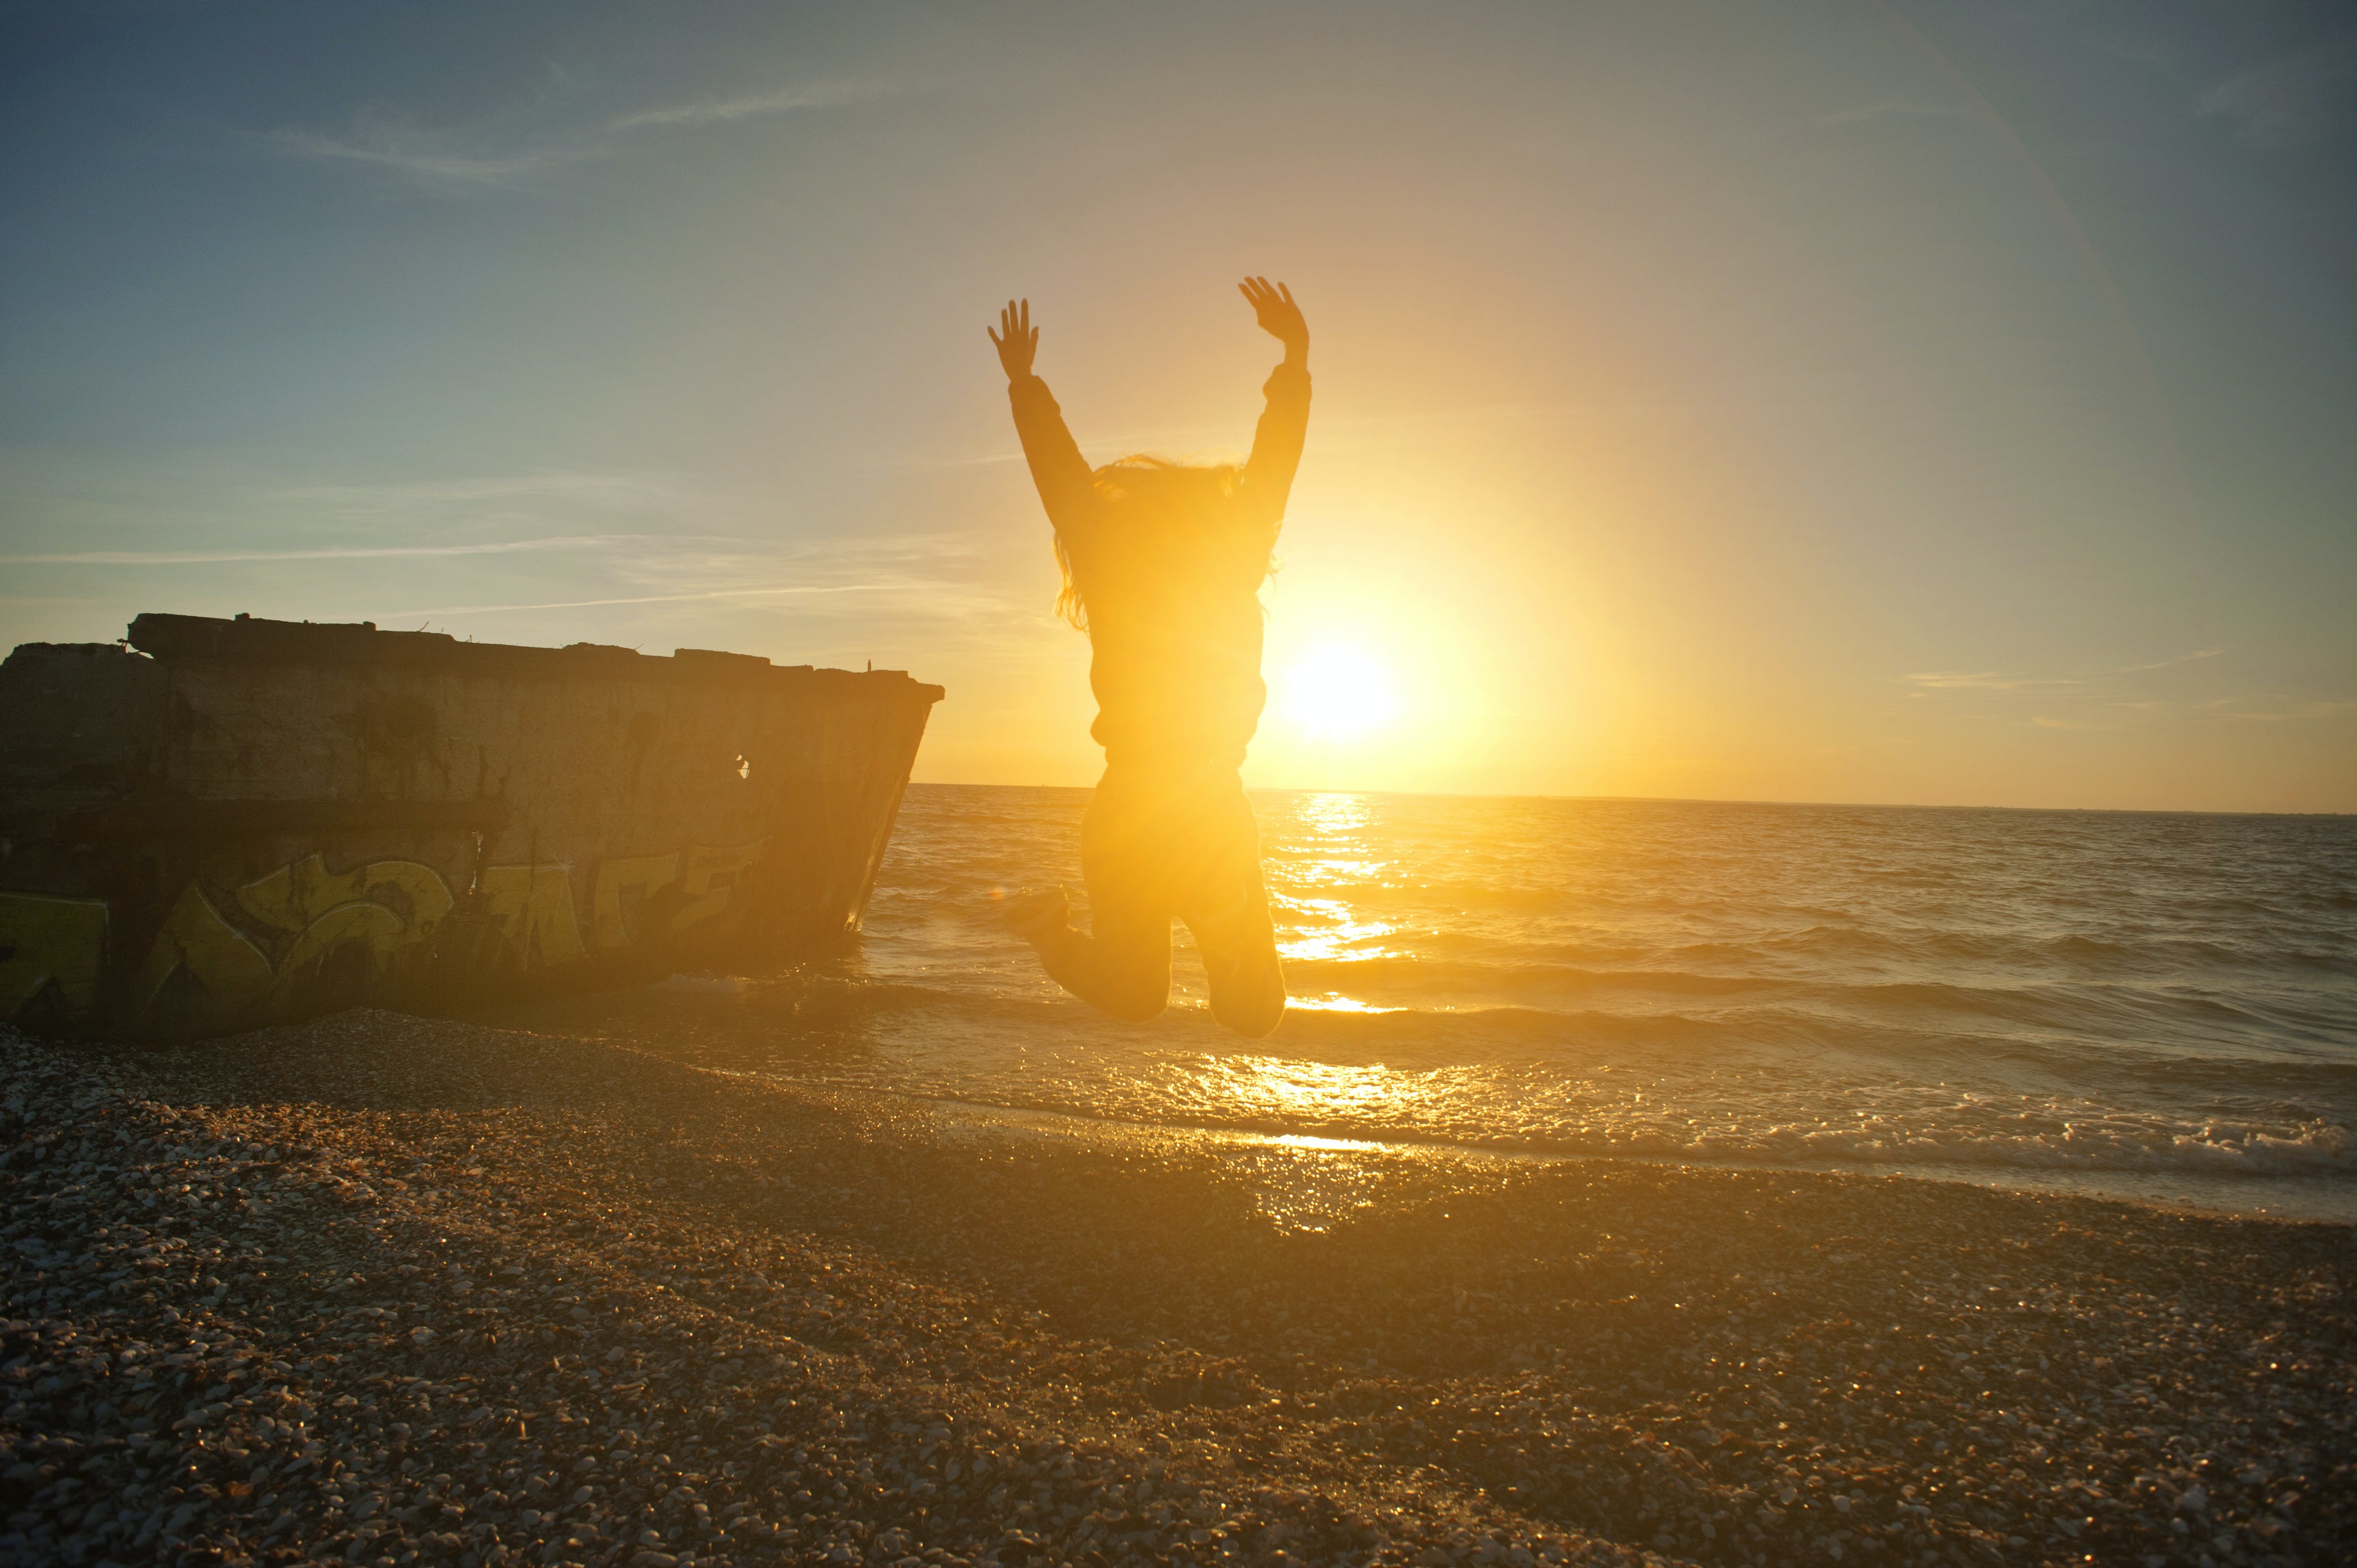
[[2, 839, 770, 1025], [129, 854, 451, 1025], [591, 853, 680, 951], [240, 854, 456, 995], [0, 893, 109, 1019], [476, 864, 588, 967], [585, 840, 765, 947], [130, 884, 275, 1029], [673, 840, 766, 934], [236, 853, 452, 937]]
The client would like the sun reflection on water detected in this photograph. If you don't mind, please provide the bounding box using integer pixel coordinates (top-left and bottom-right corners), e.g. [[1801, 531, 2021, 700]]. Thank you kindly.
[[1300, 792, 1372, 835], [1204, 1053, 1414, 1125], [1299, 858, 1389, 884], [1276, 895, 1398, 962], [1272, 793, 1404, 973], [1285, 994, 1398, 1014]]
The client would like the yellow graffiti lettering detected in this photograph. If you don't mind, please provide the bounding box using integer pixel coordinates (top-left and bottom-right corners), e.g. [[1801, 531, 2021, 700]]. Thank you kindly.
[[590, 853, 678, 950], [272, 902, 408, 999], [237, 853, 452, 936], [476, 864, 588, 968], [671, 840, 769, 933], [0, 893, 110, 1019], [132, 885, 274, 1024]]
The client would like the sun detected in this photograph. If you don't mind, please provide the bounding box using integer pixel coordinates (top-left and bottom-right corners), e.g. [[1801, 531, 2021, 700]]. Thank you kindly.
[[1283, 644, 1399, 738]]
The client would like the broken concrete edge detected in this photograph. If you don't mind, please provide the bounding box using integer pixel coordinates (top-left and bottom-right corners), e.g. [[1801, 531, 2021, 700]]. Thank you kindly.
[[115, 612, 945, 700]]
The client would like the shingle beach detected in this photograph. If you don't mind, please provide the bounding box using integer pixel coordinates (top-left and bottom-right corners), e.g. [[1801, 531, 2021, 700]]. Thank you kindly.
[[3, 1014, 2350, 1568]]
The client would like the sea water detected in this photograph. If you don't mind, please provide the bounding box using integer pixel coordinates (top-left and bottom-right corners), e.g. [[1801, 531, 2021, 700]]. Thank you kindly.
[[526, 786, 2357, 1221]]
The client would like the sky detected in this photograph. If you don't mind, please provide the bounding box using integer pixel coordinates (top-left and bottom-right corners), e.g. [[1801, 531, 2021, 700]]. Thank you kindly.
[[2, 1, 2352, 812]]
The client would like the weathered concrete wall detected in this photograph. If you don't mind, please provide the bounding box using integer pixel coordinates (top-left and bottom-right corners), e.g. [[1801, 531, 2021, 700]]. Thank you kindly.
[[0, 613, 941, 1036]]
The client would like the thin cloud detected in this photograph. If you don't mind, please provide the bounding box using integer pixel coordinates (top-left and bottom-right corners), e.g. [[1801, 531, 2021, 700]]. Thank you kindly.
[[1903, 649, 2348, 728], [1904, 670, 2057, 694], [268, 126, 589, 192], [1903, 647, 2221, 694], [612, 82, 881, 130], [273, 78, 888, 194], [2112, 646, 2224, 674], [2199, 30, 2357, 148], [0, 536, 646, 566]]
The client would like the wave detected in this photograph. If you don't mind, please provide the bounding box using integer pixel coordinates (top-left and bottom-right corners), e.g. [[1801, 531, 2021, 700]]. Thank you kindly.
[[909, 1085, 2357, 1182], [654, 985, 2357, 1184], [782, 967, 2357, 1080], [643, 785, 2357, 1214], [1618, 1114, 2357, 1178], [1284, 912, 2345, 986]]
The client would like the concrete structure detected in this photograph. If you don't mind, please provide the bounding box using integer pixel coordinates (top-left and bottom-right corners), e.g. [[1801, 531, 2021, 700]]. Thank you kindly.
[[0, 613, 941, 1036]]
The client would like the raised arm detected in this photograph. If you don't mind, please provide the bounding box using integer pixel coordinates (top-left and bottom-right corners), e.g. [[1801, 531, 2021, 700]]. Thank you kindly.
[[1237, 277, 1311, 521], [990, 298, 1096, 535]]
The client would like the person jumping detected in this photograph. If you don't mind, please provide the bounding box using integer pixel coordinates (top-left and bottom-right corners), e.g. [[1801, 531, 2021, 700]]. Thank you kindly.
[[987, 277, 1311, 1039]]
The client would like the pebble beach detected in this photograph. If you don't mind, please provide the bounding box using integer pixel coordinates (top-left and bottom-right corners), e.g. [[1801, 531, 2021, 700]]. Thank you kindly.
[[3, 1013, 2351, 1568]]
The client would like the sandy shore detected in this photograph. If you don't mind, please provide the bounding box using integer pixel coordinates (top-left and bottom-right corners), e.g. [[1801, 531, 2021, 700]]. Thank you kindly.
[[3, 1013, 2350, 1568]]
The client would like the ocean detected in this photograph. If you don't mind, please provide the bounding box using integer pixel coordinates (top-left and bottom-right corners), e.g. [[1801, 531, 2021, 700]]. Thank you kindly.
[[495, 785, 2357, 1222]]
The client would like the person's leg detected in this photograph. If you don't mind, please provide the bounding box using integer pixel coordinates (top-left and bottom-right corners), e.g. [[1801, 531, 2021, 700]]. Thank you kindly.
[[1024, 888, 1171, 1022], [1010, 771, 1173, 1022], [1179, 778, 1286, 1039]]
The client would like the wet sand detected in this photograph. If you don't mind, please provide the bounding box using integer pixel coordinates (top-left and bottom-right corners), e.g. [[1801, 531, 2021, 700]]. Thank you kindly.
[[3, 1013, 2350, 1567]]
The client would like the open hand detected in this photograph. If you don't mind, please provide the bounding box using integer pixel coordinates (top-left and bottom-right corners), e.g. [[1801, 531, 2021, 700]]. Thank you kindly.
[[1238, 276, 1308, 357], [987, 298, 1038, 381]]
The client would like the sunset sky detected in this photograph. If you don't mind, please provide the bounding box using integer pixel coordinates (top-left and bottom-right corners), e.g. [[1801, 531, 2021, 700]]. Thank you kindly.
[[4, 1, 2351, 812]]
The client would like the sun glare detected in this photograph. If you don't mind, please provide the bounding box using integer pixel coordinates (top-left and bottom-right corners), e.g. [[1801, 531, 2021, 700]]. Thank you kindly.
[[1284, 644, 1398, 739]]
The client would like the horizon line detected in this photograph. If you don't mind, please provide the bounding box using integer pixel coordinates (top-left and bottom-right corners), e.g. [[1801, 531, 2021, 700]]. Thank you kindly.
[[903, 778, 2353, 819]]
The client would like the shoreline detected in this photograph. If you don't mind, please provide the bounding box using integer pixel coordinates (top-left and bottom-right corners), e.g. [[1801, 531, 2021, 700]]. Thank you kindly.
[[905, 1098, 2357, 1227], [4, 1010, 2351, 1567], [487, 977, 2357, 1231]]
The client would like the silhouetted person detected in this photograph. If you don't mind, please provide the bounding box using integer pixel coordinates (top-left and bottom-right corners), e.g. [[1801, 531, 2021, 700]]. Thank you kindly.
[[989, 278, 1311, 1039]]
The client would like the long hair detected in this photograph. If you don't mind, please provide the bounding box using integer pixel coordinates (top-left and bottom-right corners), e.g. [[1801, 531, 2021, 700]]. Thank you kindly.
[[1056, 456, 1269, 631]]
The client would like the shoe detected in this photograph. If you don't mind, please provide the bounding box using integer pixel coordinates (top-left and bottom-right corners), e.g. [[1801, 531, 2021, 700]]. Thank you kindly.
[[1000, 885, 1070, 942]]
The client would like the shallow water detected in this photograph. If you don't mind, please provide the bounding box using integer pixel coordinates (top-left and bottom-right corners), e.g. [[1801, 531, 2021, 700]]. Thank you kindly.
[[486, 785, 2357, 1221]]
